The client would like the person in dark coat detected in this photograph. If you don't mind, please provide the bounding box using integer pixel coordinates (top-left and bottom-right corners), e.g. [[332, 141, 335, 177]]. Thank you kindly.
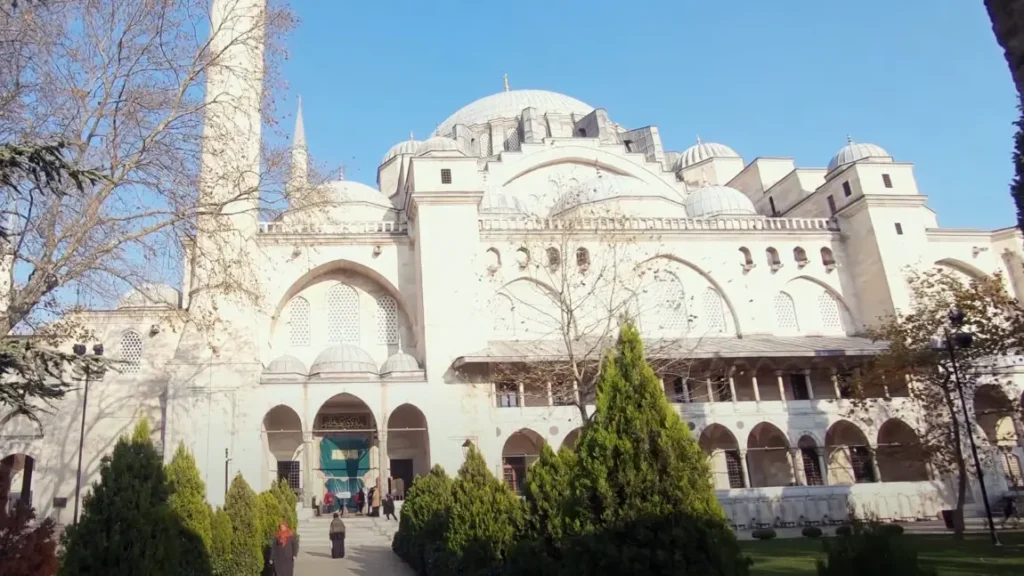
[[269, 521, 299, 576], [329, 511, 347, 558], [355, 488, 365, 515], [368, 486, 377, 517], [383, 493, 396, 521]]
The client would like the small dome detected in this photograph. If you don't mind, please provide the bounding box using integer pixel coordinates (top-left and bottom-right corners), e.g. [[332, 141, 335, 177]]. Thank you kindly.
[[310, 345, 378, 375], [827, 139, 891, 172], [417, 136, 469, 156], [381, 139, 421, 165], [380, 351, 421, 374], [479, 191, 527, 215], [684, 185, 757, 218], [436, 89, 593, 137], [549, 172, 685, 216], [325, 180, 393, 208], [265, 355, 307, 376], [118, 283, 181, 309], [676, 141, 741, 171]]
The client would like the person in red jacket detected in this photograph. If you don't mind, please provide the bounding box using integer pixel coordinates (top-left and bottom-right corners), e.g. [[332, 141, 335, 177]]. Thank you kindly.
[[323, 490, 336, 513]]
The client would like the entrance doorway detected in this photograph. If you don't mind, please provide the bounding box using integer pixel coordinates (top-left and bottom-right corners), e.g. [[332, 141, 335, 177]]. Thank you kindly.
[[314, 393, 379, 513], [390, 459, 413, 499], [1, 454, 35, 513]]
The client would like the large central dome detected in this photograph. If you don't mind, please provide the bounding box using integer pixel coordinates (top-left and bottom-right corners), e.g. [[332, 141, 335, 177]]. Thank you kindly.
[[435, 89, 593, 137]]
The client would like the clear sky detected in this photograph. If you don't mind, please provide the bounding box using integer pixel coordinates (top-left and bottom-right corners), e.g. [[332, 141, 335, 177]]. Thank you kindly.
[[282, 0, 1018, 230]]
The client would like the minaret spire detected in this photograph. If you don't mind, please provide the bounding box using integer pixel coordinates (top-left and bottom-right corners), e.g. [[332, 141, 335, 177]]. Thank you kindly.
[[289, 95, 309, 205]]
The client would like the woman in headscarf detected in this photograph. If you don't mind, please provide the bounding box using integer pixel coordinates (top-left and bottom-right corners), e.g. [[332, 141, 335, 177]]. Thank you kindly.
[[269, 520, 299, 576], [329, 511, 347, 558]]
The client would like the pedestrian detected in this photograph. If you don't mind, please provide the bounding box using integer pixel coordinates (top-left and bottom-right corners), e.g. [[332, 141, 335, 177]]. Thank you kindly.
[[323, 490, 335, 514], [383, 492, 396, 521], [269, 520, 299, 576], [367, 486, 376, 517], [1002, 495, 1018, 528], [329, 511, 346, 559], [355, 488, 365, 515]]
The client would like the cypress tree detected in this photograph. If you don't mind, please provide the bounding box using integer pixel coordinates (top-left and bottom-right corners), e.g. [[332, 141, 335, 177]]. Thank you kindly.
[[223, 474, 262, 576], [210, 508, 233, 576], [392, 465, 454, 574], [269, 478, 298, 530], [1013, 105, 1024, 231], [255, 491, 282, 545], [166, 443, 213, 551]]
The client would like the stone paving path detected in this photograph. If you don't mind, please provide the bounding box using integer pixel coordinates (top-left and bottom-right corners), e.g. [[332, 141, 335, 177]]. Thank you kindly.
[[294, 514, 411, 575]]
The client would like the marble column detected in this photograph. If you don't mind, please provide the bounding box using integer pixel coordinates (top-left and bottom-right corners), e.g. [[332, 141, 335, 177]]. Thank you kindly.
[[775, 370, 787, 403], [518, 381, 525, 408], [706, 377, 714, 403], [740, 449, 752, 489], [869, 446, 882, 483], [802, 369, 815, 400], [830, 368, 841, 399], [817, 447, 830, 485], [683, 380, 691, 403], [546, 381, 553, 406], [791, 448, 806, 485], [728, 367, 738, 403], [752, 374, 761, 403]]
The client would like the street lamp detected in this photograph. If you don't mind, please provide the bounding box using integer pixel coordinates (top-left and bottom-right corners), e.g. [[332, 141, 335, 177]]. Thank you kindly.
[[462, 439, 473, 458], [938, 307, 1001, 546], [72, 343, 104, 525]]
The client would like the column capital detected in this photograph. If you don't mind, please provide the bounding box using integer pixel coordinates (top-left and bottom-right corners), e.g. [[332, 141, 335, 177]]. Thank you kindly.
[[802, 368, 812, 375], [774, 370, 784, 376], [829, 367, 838, 375]]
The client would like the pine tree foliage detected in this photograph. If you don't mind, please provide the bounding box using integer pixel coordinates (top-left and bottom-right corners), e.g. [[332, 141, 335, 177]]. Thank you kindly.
[[59, 419, 211, 576], [270, 478, 298, 530], [392, 465, 454, 574], [210, 508, 234, 576], [255, 491, 282, 545], [0, 501, 59, 576], [166, 443, 212, 551], [223, 474, 262, 576], [521, 444, 576, 546]]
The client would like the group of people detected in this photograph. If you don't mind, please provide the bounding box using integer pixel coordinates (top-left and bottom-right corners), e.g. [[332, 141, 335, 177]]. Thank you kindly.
[[324, 486, 397, 520]]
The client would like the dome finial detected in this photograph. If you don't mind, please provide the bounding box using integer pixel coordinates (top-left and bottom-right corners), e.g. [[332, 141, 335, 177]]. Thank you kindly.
[[503, 73, 510, 92], [846, 134, 853, 144], [410, 130, 415, 141], [696, 134, 702, 145]]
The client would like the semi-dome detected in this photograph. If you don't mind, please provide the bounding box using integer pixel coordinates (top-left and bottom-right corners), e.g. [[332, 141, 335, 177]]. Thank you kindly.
[[479, 190, 528, 216], [676, 141, 741, 171], [416, 136, 469, 156], [380, 351, 421, 375], [265, 355, 307, 376], [381, 138, 421, 165], [309, 345, 378, 375], [435, 89, 594, 137], [827, 139, 891, 173], [118, 283, 181, 309], [549, 172, 685, 216], [684, 185, 757, 218], [325, 180, 393, 208]]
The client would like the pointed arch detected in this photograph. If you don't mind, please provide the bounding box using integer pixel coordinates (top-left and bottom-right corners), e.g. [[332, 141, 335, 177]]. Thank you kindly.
[[635, 254, 743, 334], [935, 258, 988, 281]]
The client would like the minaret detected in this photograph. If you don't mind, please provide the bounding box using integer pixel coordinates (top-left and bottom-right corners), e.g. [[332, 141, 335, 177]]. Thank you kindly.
[[288, 96, 309, 207]]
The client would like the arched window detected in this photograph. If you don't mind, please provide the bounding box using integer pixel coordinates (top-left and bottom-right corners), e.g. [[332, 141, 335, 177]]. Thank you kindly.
[[327, 284, 359, 344], [766, 247, 782, 271], [376, 294, 399, 344], [642, 274, 687, 334], [288, 297, 310, 346], [515, 247, 530, 269], [701, 288, 726, 333], [576, 247, 590, 270], [120, 330, 143, 373], [818, 291, 843, 331], [821, 247, 836, 270], [492, 293, 516, 336], [739, 247, 754, 271], [485, 248, 501, 272], [773, 292, 799, 331], [793, 247, 808, 267], [546, 247, 561, 268]]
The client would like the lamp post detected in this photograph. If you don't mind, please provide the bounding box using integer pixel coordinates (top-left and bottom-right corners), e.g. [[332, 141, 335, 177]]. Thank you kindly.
[[940, 307, 1001, 546], [72, 343, 103, 525], [461, 439, 473, 458]]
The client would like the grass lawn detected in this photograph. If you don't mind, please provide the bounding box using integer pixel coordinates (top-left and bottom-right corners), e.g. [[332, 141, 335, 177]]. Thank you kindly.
[[742, 533, 1024, 576]]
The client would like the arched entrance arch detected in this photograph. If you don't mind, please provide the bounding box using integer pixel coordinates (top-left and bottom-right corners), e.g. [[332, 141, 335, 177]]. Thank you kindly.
[[561, 428, 581, 451], [876, 419, 929, 482], [502, 429, 544, 495], [825, 420, 876, 485], [973, 385, 1016, 445], [314, 393, 379, 512], [262, 405, 304, 495], [386, 404, 430, 499], [746, 422, 793, 487], [797, 435, 825, 486], [0, 453, 35, 511], [699, 424, 744, 489]]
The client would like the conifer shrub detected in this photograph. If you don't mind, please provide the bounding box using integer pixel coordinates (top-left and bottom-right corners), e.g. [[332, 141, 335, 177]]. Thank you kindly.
[[506, 444, 577, 575], [166, 443, 213, 551], [751, 527, 777, 540], [802, 526, 823, 538], [270, 478, 298, 530], [817, 521, 934, 576], [223, 474, 262, 576], [59, 418, 211, 576], [256, 491, 282, 547], [443, 445, 523, 575], [392, 464, 454, 574], [210, 508, 234, 576], [0, 500, 58, 576], [835, 525, 852, 536], [879, 523, 904, 536]]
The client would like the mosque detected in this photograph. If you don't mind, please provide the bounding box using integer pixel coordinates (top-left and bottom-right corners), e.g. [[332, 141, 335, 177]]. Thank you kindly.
[[3, 0, 1024, 527]]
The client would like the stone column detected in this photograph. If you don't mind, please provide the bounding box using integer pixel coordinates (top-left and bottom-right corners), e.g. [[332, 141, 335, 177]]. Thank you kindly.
[[546, 381, 553, 406], [706, 377, 714, 403], [791, 448, 806, 485], [517, 381, 525, 408], [802, 369, 815, 400], [683, 380, 691, 403], [740, 449, 752, 489], [869, 446, 883, 483], [728, 367, 738, 403], [379, 428, 389, 491], [775, 370, 787, 403], [817, 447, 830, 485], [830, 368, 841, 399], [752, 374, 761, 403], [303, 432, 315, 507]]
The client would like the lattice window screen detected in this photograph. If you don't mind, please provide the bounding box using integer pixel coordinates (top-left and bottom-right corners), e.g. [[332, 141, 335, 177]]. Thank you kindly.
[[479, 132, 491, 156], [642, 275, 687, 334], [492, 293, 515, 336], [818, 291, 842, 331], [120, 331, 143, 373], [288, 297, 310, 346], [327, 284, 359, 344], [702, 288, 726, 333], [725, 450, 745, 489], [504, 126, 520, 152], [773, 292, 799, 331], [376, 294, 399, 344]]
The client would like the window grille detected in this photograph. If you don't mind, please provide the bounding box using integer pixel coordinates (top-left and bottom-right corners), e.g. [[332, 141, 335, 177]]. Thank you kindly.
[[277, 461, 301, 492], [842, 181, 852, 197], [480, 132, 491, 156], [327, 284, 359, 344], [121, 331, 143, 373], [725, 450, 745, 488], [850, 446, 875, 483], [440, 168, 452, 184], [376, 295, 399, 344], [882, 174, 893, 188], [818, 291, 842, 331], [802, 448, 823, 485], [1005, 453, 1023, 488], [702, 288, 726, 333], [288, 297, 310, 346], [773, 292, 799, 331], [643, 275, 687, 334]]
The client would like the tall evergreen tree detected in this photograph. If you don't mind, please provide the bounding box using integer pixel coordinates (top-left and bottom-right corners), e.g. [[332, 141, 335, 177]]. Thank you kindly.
[[59, 418, 211, 576], [392, 465, 454, 574], [269, 478, 298, 530], [223, 474, 262, 576], [210, 508, 234, 576], [166, 443, 213, 551]]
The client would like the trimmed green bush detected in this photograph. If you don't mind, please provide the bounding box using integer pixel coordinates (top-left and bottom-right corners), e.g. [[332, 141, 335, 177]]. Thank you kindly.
[[166, 444, 213, 551], [223, 474, 261, 576], [255, 491, 282, 546], [392, 465, 453, 574], [835, 525, 852, 537], [59, 418, 211, 576], [210, 508, 233, 576], [802, 526, 823, 538], [751, 528, 777, 540], [817, 521, 934, 576], [269, 479, 298, 530]]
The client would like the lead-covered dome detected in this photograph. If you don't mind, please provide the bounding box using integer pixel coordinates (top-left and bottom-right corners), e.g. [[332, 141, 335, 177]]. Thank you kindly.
[[549, 172, 686, 217], [325, 180, 393, 208], [118, 283, 181, 309], [435, 90, 594, 137], [381, 139, 420, 165], [310, 345, 378, 375], [265, 355, 307, 376], [684, 185, 757, 218], [827, 138, 891, 173], [676, 141, 741, 171], [380, 351, 421, 375], [417, 136, 469, 156], [479, 190, 528, 216]]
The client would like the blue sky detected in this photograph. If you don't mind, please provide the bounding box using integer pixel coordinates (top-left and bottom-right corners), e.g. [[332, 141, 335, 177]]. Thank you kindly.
[[283, 0, 1017, 230]]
